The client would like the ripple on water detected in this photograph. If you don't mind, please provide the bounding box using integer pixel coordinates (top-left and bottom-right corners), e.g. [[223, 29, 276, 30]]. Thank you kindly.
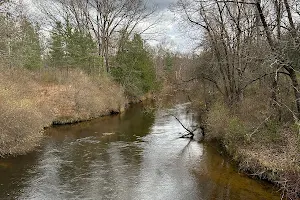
[[0, 103, 280, 200]]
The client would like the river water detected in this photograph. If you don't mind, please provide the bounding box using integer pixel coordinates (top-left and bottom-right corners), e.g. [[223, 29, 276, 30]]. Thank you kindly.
[[0, 103, 280, 200]]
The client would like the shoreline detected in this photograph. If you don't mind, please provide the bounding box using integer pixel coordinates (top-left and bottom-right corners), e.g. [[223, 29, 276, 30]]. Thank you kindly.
[[204, 119, 299, 198], [208, 139, 282, 182], [188, 96, 299, 198], [3, 95, 154, 158], [0, 67, 153, 157]]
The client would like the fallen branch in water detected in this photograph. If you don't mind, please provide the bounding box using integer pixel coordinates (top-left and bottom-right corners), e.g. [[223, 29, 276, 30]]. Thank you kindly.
[[171, 114, 195, 135], [171, 114, 205, 139]]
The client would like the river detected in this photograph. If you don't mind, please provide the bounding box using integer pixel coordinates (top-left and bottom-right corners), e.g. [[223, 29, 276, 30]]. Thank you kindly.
[[0, 103, 280, 200]]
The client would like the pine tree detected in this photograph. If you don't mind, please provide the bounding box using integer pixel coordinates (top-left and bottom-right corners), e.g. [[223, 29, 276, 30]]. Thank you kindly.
[[66, 28, 97, 71], [49, 21, 98, 73], [49, 21, 65, 68], [20, 19, 42, 70], [112, 33, 156, 96]]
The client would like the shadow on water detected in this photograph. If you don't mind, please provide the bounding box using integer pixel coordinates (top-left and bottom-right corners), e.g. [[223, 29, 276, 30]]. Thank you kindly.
[[0, 102, 280, 200], [192, 144, 280, 200]]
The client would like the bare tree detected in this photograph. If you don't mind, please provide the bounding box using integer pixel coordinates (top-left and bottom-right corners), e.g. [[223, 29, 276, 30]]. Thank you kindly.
[[176, 0, 300, 119], [37, 0, 156, 73], [175, 0, 265, 104], [252, 0, 300, 119]]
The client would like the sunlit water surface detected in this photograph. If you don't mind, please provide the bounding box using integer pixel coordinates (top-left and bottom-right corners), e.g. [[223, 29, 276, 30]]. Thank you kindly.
[[0, 103, 280, 200]]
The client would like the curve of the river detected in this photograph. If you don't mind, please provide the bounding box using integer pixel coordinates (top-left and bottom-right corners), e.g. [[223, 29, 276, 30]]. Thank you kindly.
[[0, 103, 280, 200]]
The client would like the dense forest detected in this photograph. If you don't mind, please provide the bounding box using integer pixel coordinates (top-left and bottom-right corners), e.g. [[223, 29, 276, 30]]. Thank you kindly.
[[0, 0, 300, 198]]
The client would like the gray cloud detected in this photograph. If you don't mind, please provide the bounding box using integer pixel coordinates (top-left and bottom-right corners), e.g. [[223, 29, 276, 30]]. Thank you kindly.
[[151, 0, 177, 10], [140, 7, 197, 53]]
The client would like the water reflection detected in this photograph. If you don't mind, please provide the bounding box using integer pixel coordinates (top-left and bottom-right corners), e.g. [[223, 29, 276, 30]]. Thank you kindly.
[[0, 103, 279, 200]]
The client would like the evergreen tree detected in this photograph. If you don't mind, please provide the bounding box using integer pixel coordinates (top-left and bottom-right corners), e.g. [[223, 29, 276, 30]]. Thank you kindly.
[[49, 21, 65, 68], [0, 16, 42, 69], [20, 19, 42, 70], [65, 21, 97, 72], [112, 33, 156, 96]]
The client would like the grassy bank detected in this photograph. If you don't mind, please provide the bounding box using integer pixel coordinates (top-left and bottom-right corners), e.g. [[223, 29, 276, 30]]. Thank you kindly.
[[197, 89, 300, 199], [0, 67, 129, 157]]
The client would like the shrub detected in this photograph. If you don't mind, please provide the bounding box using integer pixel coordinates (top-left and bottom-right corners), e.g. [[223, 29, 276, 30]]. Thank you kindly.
[[206, 102, 230, 140], [224, 117, 248, 150]]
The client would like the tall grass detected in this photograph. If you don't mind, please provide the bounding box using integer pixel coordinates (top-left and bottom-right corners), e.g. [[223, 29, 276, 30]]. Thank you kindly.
[[0, 66, 126, 157]]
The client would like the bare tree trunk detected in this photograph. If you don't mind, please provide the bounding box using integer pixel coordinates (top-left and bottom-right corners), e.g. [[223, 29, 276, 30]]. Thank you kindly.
[[287, 68, 300, 118], [283, 0, 296, 37], [255, 0, 300, 118], [274, 0, 282, 40], [255, 1, 275, 50]]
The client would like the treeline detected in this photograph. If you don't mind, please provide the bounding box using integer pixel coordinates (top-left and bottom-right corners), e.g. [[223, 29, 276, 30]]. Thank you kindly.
[[176, 0, 300, 112], [0, 11, 42, 70], [175, 0, 300, 198], [0, 0, 174, 98]]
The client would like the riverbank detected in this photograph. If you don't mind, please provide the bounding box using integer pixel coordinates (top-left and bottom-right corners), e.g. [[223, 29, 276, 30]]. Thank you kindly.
[[0, 102, 279, 200], [206, 138, 299, 198], [151, 85, 298, 198], [198, 93, 300, 199], [0, 67, 153, 157]]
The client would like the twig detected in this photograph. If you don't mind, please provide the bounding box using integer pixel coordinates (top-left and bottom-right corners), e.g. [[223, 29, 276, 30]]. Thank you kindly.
[[171, 114, 194, 135], [247, 115, 272, 140]]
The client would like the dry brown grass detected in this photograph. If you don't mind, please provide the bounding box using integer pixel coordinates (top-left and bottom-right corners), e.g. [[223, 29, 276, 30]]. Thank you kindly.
[[236, 128, 300, 199], [205, 88, 300, 198], [0, 67, 126, 157], [36, 69, 126, 124], [0, 67, 46, 156], [164, 62, 299, 197]]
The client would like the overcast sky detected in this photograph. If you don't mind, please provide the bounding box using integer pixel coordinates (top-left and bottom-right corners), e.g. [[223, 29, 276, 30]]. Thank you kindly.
[[25, 0, 197, 53], [142, 0, 197, 53], [152, 0, 176, 10]]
